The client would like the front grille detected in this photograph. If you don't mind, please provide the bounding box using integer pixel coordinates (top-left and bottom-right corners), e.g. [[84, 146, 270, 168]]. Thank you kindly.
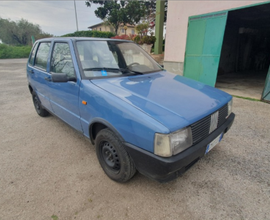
[[190, 104, 228, 145], [191, 115, 211, 145]]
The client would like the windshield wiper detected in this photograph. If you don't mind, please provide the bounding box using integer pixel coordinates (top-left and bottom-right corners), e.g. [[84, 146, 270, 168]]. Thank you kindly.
[[83, 67, 121, 72], [129, 70, 144, 75], [119, 67, 144, 75], [83, 67, 144, 75]]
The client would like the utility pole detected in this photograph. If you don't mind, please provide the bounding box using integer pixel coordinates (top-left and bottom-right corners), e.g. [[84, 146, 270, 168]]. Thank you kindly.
[[74, 0, 79, 32], [154, 0, 165, 54]]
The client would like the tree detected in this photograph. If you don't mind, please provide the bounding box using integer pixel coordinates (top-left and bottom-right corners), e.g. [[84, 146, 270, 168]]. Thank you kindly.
[[135, 22, 149, 37], [0, 17, 52, 46], [85, 0, 147, 34], [143, 0, 168, 25]]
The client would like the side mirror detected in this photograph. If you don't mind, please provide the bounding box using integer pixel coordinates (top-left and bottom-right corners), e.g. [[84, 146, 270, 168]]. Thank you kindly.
[[160, 64, 166, 71], [51, 73, 69, 83]]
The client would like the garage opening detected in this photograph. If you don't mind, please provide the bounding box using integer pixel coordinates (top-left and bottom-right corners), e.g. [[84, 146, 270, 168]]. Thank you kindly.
[[216, 3, 270, 99]]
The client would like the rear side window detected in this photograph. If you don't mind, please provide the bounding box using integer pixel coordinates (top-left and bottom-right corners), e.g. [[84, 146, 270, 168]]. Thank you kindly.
[[29, 43, 38, 66], [35, 42, 51, 70]]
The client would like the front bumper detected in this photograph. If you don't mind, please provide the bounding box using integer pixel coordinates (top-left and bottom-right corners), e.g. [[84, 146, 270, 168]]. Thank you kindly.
[[125, 113, 235, 182]]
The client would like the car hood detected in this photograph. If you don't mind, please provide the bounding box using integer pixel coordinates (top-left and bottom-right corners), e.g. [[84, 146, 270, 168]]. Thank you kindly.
[[91, 71, 231, 132]]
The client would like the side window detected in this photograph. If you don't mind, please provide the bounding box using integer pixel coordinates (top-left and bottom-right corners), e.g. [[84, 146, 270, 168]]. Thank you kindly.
[[29, 43, 38, 66], [50, 43, 75, 79], [35, 42, 51, 70]]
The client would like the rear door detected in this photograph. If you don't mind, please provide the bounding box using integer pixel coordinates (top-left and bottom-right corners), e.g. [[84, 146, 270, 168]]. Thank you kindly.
[[47, 41, 82, 132], [183, 12, 228, 87], [27, 41, 53, 112]]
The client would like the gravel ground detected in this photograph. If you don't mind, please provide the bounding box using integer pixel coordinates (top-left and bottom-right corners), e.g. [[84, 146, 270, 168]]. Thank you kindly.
[[0, 59, 270, 220]]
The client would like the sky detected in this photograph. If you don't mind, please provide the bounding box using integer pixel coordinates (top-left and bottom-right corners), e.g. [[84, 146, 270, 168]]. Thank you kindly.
[[0, 0, 103, 36]]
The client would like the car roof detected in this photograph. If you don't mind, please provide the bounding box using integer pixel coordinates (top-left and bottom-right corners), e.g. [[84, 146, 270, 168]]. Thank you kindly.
[[35, 37, 133, 43]]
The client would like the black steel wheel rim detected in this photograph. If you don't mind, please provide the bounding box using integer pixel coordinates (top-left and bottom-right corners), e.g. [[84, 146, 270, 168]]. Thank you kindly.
[[101, 141, 120, 171], [34, 95, 41, 113]]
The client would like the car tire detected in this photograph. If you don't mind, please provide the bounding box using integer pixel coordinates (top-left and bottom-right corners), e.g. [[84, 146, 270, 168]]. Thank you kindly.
[[32, 91, 49, 117], [95, 128, 136, 183]]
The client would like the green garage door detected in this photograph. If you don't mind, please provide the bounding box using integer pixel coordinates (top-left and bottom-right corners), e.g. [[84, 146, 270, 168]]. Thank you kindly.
[[183, 12, 228, 87], [262, 67, 270, 102]]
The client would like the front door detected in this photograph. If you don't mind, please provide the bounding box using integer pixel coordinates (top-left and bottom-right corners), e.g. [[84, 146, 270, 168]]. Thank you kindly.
[[183, 12, 228, 87], [48, 42, 82, 132]]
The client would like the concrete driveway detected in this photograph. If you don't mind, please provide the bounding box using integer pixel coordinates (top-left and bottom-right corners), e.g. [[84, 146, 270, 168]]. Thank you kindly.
[[0, 59, 269, 220]]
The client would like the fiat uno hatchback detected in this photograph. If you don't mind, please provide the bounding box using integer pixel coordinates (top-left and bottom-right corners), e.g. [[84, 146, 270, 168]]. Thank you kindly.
[[27, 37, 235, 182]]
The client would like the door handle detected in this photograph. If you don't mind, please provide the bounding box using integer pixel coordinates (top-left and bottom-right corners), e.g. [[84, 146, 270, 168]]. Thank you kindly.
[[29, 69, 34, 74], [45, 77, 51, 82]]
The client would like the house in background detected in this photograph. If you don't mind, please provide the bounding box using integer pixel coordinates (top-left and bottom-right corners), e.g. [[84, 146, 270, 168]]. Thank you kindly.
[[88, 22, 137, 36], [164, 0, 270, 102]]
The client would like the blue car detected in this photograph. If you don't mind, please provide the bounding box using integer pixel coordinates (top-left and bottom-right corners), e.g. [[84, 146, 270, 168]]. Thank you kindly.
[[26, 37, 235, 183]]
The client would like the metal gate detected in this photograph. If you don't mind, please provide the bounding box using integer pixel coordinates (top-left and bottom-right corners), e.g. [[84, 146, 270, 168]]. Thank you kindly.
[[183, 12, 228, 87]]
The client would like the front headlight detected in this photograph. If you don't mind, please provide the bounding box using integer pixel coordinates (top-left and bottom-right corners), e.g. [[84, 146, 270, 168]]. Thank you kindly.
[[154, 127, 193, 157], [227, 99, 233, 117]]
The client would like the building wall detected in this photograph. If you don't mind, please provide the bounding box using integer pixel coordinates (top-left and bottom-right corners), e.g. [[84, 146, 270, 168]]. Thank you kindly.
[[91, 25, 113, 33], [164, 0, 266, 75], [91, 25, 136, 36], [117, 27, 136, 36]]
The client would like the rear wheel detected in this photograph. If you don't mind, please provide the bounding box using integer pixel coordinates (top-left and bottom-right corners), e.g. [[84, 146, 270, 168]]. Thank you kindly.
[[95, 129, 136, 182], [32, 91, 49, 117]]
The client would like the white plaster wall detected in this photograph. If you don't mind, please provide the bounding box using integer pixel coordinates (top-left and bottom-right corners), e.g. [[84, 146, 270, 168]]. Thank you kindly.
[[164, 0, 267, 63]]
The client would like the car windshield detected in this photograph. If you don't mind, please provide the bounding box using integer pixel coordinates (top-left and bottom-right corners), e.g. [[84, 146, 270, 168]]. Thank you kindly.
[[76, 40, 162, 78]]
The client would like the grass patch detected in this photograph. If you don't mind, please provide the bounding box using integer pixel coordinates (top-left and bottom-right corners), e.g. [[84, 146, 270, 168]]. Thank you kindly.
[[0, 44, 31, 59], [51, 214, 58, 220], [232, 95, 261, 102]]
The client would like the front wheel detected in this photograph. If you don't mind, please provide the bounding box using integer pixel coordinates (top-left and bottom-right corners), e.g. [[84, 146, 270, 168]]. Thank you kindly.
[[32, 91, 49, 117], [95, 129, 136, 183]]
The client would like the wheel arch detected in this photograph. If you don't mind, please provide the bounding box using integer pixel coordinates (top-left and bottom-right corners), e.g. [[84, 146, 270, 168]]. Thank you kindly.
[[89, 119, 124, 145], [28, 84, 33, 94]]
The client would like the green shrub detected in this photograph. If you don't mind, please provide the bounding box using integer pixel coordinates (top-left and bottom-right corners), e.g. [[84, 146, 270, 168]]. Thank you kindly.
[[142, 36, 156, 45], [135, 23, 149, 36], [132, 35, 156, 45], [133, 35, 142, 44], [111, 34, 136, 41], [62, 30, 115, 38], [0, 44, 31, 59]]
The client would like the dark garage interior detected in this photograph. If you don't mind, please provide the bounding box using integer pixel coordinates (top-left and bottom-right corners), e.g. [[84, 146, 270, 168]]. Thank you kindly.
[[216, 3, 270, 99]]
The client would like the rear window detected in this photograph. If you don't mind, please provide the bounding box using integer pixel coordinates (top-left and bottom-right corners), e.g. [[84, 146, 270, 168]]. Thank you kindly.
[[34, 42, 51, 70], [29, 43, 38, 66]]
